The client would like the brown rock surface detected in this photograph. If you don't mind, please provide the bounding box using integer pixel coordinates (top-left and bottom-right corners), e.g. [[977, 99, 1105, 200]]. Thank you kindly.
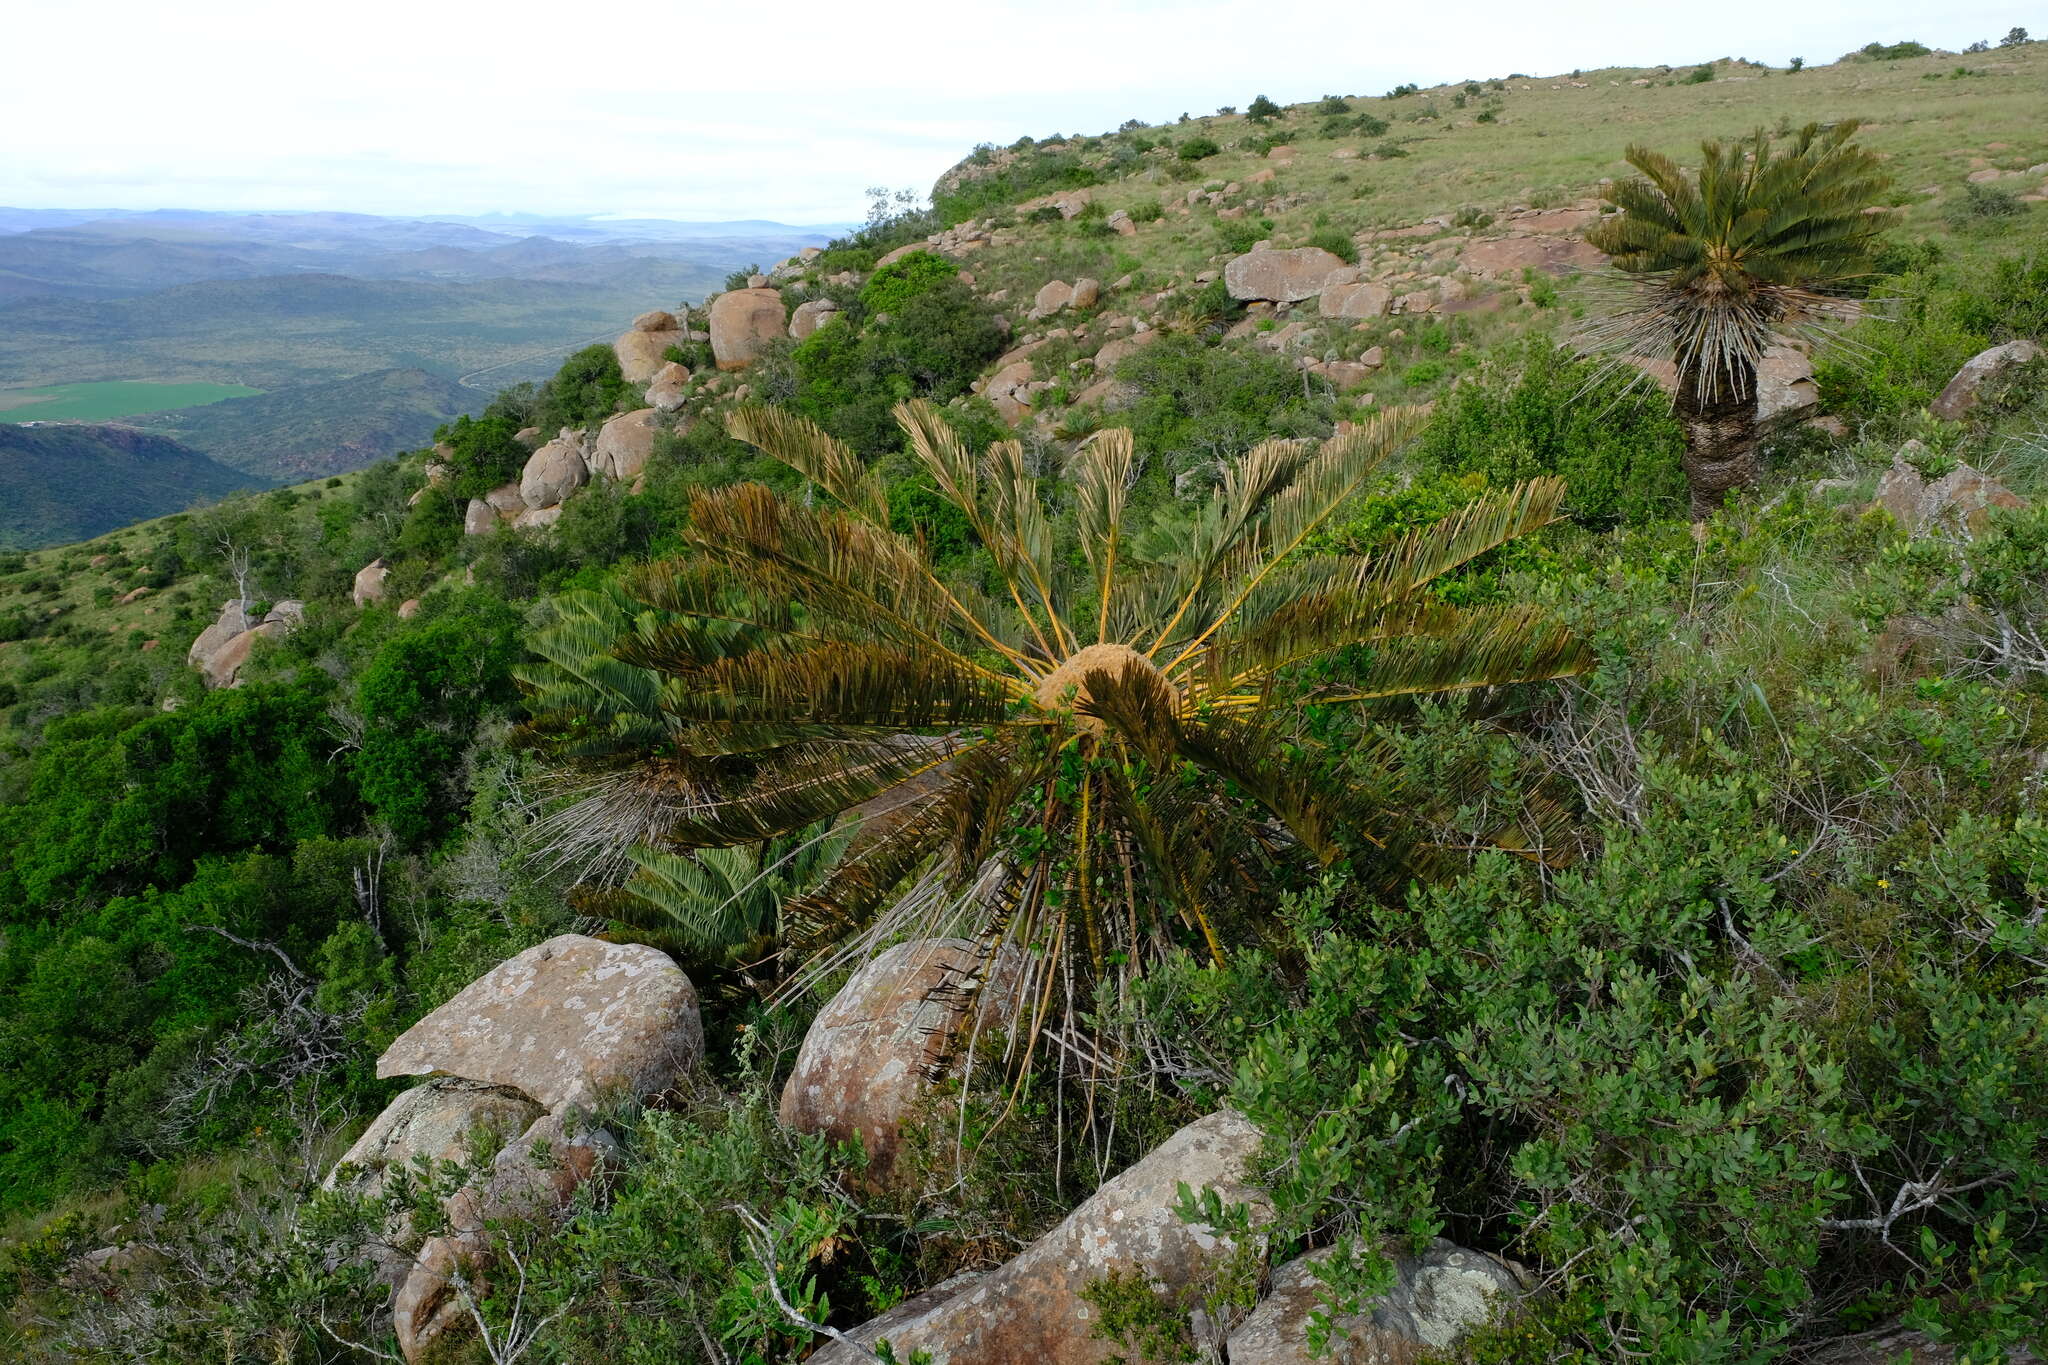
[[1873, 445, 2025, 536], [789, 298, 842, 340], [811, 1111, 1271, 1364], [614, 326, 685, 385], [645, 360, 691, 412], [352, 559, 391, 608], [376, 935, 702, 1112], [1320, 282, 1393, 319], [1458, 235, 1604, 278]]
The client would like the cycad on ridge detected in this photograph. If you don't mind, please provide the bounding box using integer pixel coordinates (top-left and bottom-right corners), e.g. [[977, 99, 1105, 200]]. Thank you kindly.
[[1585, 120, 1891, 518]]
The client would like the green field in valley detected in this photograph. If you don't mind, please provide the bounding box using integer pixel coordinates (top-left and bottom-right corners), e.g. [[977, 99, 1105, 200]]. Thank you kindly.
[[0, 379, 262, 422]]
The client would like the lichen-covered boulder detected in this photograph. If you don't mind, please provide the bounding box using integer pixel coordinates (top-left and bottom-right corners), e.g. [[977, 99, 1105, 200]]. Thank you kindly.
[[1225, 247, 1353, 302], [1931, 339, 2042, 421], [186, 598, 253, 669], [1873, 444, 2026, 536], [463, 498, 496, 536], [376, 935, 702, 1112], [1319, 282, 1393, 319], [615, 322, 687, 385], [1228, 1240, 1528, 1364], [780, 939, 1019, 1182], [810, 1111, 1272, 1364], [519, 431, 588, 509]]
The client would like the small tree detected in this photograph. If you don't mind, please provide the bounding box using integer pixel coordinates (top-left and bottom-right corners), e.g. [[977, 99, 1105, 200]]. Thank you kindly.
[[2002, 26, 2030, 45], [1246, 94, 1282, 124], [1585, 121, 1891, 518]]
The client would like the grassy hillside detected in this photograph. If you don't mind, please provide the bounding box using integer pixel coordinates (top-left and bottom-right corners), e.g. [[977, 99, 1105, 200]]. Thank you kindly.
[[2, 40, 2046, 1365], [0, 424, 263, 549]]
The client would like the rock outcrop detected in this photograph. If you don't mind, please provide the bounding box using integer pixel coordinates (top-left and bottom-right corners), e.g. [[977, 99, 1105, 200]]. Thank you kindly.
[[709, 288, 788, 370], [614, 310, 689, 385], [189, 598, 305, 688], [519, 431, 589, 510], [780, 939, 1019, 1182], [811, 1111, 1271, 1364], [376, 935, 702, 1113], [590, 408, 660, 481], [393, 1112, 619, 1362], [1930, 339, 2042, 421], [1873, 444, 2025, 536], [1225, 247, 1354, 302], [1228, 1240, 1527, 1364], [325, 1078, 544, 1286]]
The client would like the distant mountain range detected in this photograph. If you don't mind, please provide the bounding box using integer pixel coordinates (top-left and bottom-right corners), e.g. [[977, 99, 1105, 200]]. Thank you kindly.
[[0, 206, 845, 518]]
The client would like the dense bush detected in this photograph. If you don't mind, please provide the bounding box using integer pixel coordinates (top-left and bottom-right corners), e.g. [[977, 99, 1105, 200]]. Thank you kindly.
[[533, 343, 631, 434], [1409, 340, 1687, 527], [1113, 333, 1329, 476], [1178, 135, 1220, 161], [432, 412, 526, 498]]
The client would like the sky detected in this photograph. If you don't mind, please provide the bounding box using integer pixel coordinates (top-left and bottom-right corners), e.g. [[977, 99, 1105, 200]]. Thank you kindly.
[[3, 0, 2036, 224]]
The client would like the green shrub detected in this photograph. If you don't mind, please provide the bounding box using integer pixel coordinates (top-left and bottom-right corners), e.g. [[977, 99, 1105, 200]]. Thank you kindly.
[[1373, 141, 1411, 158], [1247, 94, 1282, 123], [858, 249, 958, 314], [535, 344, 632, 433], [1410, 339, 1687, 526], [1944, 181, 2029, 229], [1129, 200, 1164, 224], [1306, 226, 1359, 263], [1316, 95, 1351, 115], [1178, 136, 1220, 161], [1113, 334, 1328, 475], [1682, 63, 1716, 83], [433, 413, 527, 499], [1856, 39, 1933, 59]]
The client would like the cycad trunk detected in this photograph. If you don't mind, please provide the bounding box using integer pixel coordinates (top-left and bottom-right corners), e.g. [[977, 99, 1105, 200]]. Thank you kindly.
[[1675, 360, 1762, 521]]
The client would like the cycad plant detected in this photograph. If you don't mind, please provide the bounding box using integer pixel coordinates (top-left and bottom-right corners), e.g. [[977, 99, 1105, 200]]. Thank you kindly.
[[537, 399, 1586, 1054], [1584, 121, 1891, 518]]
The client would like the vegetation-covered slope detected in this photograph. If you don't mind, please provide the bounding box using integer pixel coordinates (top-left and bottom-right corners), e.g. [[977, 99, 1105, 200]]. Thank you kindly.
[[0, 424, 263, 549], [1, 35, 2046, 1365]]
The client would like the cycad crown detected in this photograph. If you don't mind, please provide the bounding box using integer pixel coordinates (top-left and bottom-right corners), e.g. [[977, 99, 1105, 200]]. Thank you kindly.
[[531, 400, 1587, 1049]]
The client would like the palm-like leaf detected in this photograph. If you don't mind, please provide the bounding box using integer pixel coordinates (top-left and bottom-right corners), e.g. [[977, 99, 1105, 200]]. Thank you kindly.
[[534, 400, 1588, 1068]]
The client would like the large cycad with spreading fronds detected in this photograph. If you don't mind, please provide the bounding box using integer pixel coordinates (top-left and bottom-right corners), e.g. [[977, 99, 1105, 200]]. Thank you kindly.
[[534, 399, 1586, 1056], [1585, 121, 1891, 519]]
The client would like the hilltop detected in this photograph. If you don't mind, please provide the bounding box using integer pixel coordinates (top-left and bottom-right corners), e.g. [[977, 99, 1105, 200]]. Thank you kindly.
[[0, 423, 261, 549], [2, 35, 2047, 1365]]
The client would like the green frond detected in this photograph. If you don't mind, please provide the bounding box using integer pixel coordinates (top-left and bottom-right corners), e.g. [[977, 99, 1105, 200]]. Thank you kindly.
[[725, 405, 890, 526], [655, 641, 1021, 730]]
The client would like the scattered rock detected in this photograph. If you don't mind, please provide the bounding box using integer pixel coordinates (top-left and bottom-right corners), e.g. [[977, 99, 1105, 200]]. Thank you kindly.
[[511, 505, 562, 531], [375, 935, 703, 1112], [1069, 277, 1101, 310], [1030, 279, 1075, 319], [1311, 360, 1376, 391], [590, 408, 661, 482], [1226, 247, 1354, 303], [811, 1111, 1272, 1364], [1228, 1240, 1528, 1364], [781, 939, 1020, 1183], [463, 499, 497, 536], [186, 599, 254, 669], [1094, 329, 1162, 371], [1361, 345, 1386, 368], [1930, 339, 2042, 421], [397, 598, 421, 619], [645, 361, 691, 412], [352, 559, 391, 609], [483, 481, 525, 517], [632, 309, 677, 332], [519, 432, 589, 510], [1756, 346, 1820, 428], [708, 288, 788, 370], [1872, 445, 2025, 536]]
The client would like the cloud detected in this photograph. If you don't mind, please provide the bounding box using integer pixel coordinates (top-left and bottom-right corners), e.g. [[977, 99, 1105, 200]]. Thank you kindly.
[[0, 0, 2030, 221]]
